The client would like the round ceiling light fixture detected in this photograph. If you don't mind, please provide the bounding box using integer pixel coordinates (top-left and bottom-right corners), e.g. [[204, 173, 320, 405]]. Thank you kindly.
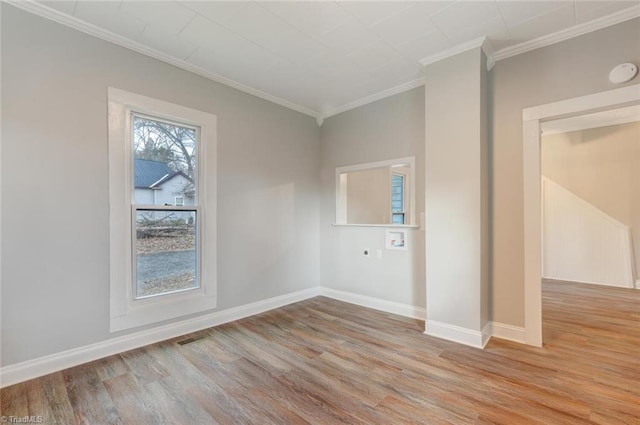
[[608, 63, 638, 84]]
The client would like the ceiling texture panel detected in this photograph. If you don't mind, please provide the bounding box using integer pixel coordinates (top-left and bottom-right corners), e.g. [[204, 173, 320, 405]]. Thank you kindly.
[[575, 0, 638, 23], [120, 0, 196, 35], [137, 24, 198, 60], [338, 1, 415, 26], [369, 3, 443, 46], [73, 1, 146, 40], [507, 3, 577, 41], [27, 0, 640, 119]]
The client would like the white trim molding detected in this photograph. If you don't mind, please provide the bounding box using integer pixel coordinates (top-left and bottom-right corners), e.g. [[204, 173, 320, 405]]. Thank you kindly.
[[488, 322, 526, 344], [319, 288, 426, 320], [6, 1, 639, 124], [424, 320, 489, 349], [321, 78, 426, 120], [523, 85, 640, 121], [108, 87, 218, 332], [6, 0, 321, 121], [522, 84, 640, 348], [1, 284, 534, 386], [419, 36, 495, 71], [482, 322, 492, 348], [334, 156, 416, 227], [0, 287, 321, 388], [494, 5, 640, 61]]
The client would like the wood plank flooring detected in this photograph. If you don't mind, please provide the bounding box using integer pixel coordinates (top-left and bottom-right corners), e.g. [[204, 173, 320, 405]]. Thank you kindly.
[[2, 281, 639, 424]]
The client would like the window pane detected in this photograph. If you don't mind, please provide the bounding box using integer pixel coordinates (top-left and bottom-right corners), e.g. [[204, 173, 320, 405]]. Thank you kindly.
[[391, 174, 405, 213], [392, 213, 405, 224], [133, 116, 197, 206], [135, 210, 197, 298]]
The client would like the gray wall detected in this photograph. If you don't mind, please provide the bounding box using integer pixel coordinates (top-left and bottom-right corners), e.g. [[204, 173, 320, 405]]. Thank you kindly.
[[3, 5, 639, 367], [319, 87, 425, 308], [491, 18, 640, 327], [346, 167, 392, 225], [1, 5, 320, 366]]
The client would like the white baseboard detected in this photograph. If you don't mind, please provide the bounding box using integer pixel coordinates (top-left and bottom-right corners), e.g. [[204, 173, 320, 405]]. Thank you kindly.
[[488, 321, 526, 344], [636, 279, 640, 289], [424, 320, 488, 349], [482, 322, 492, 347], [320, 289, 525, 348], [318, 288, 427, 320], [1, 286, 529, 387], [0, 287, 320, 388]]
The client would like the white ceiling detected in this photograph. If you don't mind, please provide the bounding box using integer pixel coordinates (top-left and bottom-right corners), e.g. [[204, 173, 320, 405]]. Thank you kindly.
[[29, 1, 640, 119]]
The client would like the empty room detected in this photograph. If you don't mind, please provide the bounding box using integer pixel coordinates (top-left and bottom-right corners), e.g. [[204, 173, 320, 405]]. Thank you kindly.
[[1, 1, 639, 424]]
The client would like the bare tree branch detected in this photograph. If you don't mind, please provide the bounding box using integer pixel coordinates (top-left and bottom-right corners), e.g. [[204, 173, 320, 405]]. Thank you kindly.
[[133, 117, 196, 179]]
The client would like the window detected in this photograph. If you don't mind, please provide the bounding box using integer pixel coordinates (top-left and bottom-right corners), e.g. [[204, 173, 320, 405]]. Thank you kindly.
[[391, 173, 405, 224], [108, 88, 217, 332], [133, 115, 197, 299], [335, 157, 415, 226]]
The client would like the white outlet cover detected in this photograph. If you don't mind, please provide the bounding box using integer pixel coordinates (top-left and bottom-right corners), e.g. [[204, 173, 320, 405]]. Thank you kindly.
[[609, 63, 638, 84]]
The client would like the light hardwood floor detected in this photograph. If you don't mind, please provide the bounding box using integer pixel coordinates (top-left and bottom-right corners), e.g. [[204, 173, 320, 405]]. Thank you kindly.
[[2, 281, 639, 424]]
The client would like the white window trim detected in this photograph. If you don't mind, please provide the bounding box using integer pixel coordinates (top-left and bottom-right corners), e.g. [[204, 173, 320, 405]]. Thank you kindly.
[[108, 87, 217, 333], [522, 84, 640, 347], [335, 156, 416, 226], [174, 196, 185, 206]]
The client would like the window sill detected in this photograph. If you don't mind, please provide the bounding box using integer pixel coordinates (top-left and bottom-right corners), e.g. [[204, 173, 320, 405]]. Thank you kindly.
[[110, 293, 217, 333]]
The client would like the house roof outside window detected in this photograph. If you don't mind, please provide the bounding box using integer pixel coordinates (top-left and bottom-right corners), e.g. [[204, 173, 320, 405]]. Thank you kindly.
[[135, 159, 173, 189]]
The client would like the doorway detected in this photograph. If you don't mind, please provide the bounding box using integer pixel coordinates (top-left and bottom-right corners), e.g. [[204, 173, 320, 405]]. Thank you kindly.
[[541, 109, 639, 288], [521, 84, 640, 346]]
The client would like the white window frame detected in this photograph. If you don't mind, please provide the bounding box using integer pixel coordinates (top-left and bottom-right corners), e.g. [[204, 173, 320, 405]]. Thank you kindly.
[[174, 196, 185, 207], [108, 87, 217, 332], [335, 156, 416, 227]]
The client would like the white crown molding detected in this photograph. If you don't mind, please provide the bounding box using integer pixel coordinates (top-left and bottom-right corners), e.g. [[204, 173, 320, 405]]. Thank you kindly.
[[419, 36, 495, 71], [482, 38, 496, 71], [320, 77, 426, 120], [324, 6, 638, 118], [5, 0, 321, 120], [321, 37, 494, 120], [494, 5, 640, 61], [6, 1, 639, 128]]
